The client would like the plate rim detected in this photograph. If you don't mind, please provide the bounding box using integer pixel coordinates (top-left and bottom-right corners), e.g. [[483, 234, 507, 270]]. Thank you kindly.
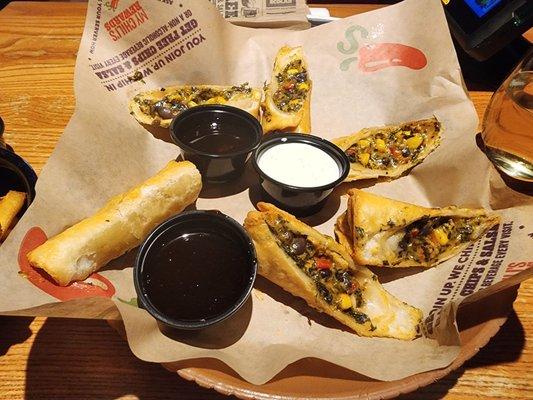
[[167, 286, 517, 400]]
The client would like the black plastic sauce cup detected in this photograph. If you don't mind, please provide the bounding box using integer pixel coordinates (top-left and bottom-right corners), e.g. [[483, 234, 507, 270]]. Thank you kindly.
[[134, 210, 257, 330], [169, 105, 263, 183], [0, 117, 38, 211], [252, 133, 350, 216]]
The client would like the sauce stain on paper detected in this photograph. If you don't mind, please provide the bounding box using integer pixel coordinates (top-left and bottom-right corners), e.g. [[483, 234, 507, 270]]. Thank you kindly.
[[18, 227, 116, 301]]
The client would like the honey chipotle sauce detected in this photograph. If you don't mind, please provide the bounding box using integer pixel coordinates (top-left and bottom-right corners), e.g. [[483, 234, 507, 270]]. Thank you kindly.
[[142, 230, 253, 321]]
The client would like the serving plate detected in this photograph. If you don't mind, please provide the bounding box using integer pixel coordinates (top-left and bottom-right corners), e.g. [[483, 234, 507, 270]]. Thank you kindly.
[[110, 285, 518, 399]]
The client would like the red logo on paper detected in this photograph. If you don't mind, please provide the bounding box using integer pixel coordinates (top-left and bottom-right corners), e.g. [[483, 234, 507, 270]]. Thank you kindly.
[[18, 227, 116, 301], [358, 43, 427, 72], [105, 0, 120, 11], [104, 1, 149, 41], [337, 25, 427, 73], [503, 261, 533, 280]]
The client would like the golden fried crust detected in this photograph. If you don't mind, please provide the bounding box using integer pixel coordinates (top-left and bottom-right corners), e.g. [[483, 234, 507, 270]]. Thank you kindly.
[[256, 202, 351, 258], [261, 46, 312, 134], [27, 161, 202, 286], [336, 189, 501, 268], [129, 85, 261, 128], [245, 202, 422, 340], [244, 209, 325, 314], [332, 117, 442, 181], [349, 189, 438, 234], [0, 190, 26, 241], [333, 211, 354, 256]]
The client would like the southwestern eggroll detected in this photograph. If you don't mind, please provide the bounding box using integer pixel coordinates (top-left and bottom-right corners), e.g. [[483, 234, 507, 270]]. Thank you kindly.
[[261, 46, 312, 134], [244, 202, 422, 340], [129, 84, 262, 128], [0, 190, 26, 241], [332, 117, 442, 182], [335, 189, 500, 268], [27, 161, 202, 286]]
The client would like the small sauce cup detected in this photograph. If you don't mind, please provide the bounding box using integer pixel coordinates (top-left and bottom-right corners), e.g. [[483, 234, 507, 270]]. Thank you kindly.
[[0, 119, 38, 211], [252, 133, 350, 216], [169, 105, 262, 182], [134, 210, 257, 330]]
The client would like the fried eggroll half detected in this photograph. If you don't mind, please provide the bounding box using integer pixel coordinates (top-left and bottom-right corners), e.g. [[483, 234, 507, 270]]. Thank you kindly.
[[332, 117, 442, 181], [129, 83, 261, 128], [261, 46, 312, 134], [244, 202, 422, 340], [0, 190, 26, 241], [27, 161, 202, 286], [335, 189, 500, 268]]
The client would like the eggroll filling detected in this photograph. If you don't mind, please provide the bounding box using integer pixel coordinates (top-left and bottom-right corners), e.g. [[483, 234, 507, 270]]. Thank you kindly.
[[396, 216, 483, 264], [272, 59, 309, 113], [133, 83, 253, 120], [345, 130, 426, 170], [266, 216, 374, 327]]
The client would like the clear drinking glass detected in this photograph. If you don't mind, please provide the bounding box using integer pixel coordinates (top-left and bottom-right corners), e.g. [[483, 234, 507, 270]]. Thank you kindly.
[[481, 49, 533, 182]]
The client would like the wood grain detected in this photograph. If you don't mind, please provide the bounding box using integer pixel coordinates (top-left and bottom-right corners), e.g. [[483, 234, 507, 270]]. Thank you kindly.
[[0, 2, 84, 173], [318, 4, 385, 17], [0, 2, 531, 399]]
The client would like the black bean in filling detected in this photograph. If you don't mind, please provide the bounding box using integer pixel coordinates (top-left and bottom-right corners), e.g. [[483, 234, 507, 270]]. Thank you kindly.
[[398, 216, 480, 263], [345, 309, 370, 324], [266, 220, 371, 325], [135, 84, 252, 119], [344, 119, 441, 171], [272, 60, 309, 113]]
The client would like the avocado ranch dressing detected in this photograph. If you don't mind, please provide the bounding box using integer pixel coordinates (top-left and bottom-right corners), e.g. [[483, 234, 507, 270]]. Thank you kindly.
[[258, 142, 340, 187]]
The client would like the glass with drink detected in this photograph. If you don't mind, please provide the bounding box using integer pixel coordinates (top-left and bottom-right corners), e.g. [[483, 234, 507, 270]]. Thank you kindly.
[[481, 49, 533, 183]]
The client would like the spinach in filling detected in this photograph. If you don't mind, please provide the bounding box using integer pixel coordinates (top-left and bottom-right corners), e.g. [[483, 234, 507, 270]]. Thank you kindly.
[[398, 216, 479, 263], [272, 60, 309, 113], [345, 120, 440, 170], [267, 218, 371, 325], [134, 83, 252, 120]]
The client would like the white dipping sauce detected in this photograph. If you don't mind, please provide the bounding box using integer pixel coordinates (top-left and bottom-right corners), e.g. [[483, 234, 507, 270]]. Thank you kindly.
[[258, 142, 340, 187]]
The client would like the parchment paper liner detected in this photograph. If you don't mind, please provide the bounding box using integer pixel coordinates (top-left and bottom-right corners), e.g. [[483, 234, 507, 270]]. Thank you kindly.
[[0, 0, 531, 385]]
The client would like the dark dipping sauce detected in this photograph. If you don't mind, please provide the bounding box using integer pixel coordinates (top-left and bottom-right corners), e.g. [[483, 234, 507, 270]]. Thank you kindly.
[[181, 120, 253, 155], [170, 105, 263, 182], [136, 211, 257, 328]]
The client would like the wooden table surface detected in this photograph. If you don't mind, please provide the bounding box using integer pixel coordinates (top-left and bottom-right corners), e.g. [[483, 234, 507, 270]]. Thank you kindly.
[[0, 2, 531, 399]]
